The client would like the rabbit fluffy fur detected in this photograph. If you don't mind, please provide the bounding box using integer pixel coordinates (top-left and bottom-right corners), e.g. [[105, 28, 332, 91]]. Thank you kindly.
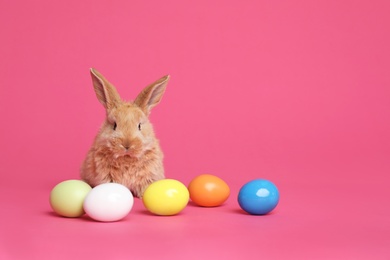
[[81, 68, 169, 198]]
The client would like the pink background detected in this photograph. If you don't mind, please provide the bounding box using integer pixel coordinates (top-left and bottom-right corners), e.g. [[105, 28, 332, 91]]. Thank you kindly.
[[1, 0, 389, 259]]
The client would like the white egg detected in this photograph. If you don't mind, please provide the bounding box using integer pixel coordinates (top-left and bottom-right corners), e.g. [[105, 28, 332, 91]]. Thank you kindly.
[[83, 183, 134, 222]]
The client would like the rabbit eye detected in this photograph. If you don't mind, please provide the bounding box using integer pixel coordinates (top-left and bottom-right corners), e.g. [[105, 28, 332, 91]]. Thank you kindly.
[[138, 123, 142, 131], [113, 122, 117, 131]]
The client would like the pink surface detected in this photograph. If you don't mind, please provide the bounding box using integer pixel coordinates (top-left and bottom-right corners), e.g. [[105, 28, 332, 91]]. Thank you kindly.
[[1, 0, 389, 259]]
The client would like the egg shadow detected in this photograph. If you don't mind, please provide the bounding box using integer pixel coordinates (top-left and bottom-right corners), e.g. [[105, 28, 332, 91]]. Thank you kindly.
[[43, 211, 97, 222], [187, 201, 200, 207], [137, 209, 155, 216], [44, 211, 60, 218], [229, 208, 277, 216]]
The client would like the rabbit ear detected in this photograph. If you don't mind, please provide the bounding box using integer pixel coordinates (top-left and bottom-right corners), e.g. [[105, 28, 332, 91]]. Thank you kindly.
[[90, 68, 121, 110], [134, 75, 169, 115]]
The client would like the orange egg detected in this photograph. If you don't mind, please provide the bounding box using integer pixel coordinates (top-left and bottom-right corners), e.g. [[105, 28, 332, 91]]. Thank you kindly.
[[188, 174, 230, 207]]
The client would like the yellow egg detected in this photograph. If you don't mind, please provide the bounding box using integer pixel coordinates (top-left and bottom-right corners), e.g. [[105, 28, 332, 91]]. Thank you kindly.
[[142, 179, 189, 216], [50, 180, 92, 217]]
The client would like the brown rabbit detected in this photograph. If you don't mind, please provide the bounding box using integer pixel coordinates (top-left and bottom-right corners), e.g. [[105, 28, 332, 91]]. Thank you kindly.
[[81, 68, 169, 198]]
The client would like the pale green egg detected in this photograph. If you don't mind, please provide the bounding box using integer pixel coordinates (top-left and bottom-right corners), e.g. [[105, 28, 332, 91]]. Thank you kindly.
[[50, 180, 92, 217]]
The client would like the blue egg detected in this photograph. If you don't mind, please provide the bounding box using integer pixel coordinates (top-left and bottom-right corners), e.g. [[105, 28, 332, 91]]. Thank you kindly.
[[238, 179, 280, 215]]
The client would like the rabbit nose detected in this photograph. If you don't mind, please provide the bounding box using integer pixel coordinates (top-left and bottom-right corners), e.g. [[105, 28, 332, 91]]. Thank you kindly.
[[123, 142, 131, 150]]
